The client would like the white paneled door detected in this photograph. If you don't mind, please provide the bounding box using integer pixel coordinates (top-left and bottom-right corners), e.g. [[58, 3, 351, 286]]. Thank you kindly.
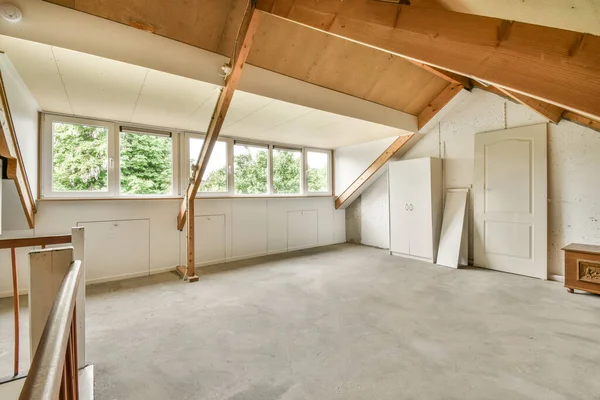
[[474, 124, 547, 279]]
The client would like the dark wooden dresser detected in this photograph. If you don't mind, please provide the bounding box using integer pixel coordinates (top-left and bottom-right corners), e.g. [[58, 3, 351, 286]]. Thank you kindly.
[[563, 243, 600, 295]]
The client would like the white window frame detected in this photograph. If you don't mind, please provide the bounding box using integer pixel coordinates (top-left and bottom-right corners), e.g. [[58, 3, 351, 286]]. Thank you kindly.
[[41, 114, 117, 198], [117, 125, 178, 197], [184, 132, 234, 198], [271, 145, 304, 196], [232, 140, 271, 196], [304, 148, 333, 196]]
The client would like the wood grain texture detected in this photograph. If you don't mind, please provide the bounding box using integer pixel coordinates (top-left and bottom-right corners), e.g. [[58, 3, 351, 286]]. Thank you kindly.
[[418, 83, 463, 129], [177, 5, 261, 231], [495, 86, 564, 123], [261, 1, 600, 120], [564, 246, 600, 295], [0, 71, 36, 228], [562, 112, 600, 133], [0, 234, 72, 249], [335, 134, 414, 209], [44, 0, 448, 115]]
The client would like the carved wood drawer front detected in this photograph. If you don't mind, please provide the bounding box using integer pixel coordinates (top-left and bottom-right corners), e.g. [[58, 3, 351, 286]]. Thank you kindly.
[[578, 260, 600, 283]]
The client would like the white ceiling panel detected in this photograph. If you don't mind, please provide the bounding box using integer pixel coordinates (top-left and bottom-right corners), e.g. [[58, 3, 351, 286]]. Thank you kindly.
[[52, 46, 147, 121], [1, 34, 405, 148], [131, 69, 220, 129], [0, 36, 71, 113], [222, 99, 314, 139]]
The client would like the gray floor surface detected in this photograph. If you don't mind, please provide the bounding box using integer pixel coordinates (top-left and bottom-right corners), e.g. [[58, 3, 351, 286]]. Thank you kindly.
[[1, 243, 600, 399]]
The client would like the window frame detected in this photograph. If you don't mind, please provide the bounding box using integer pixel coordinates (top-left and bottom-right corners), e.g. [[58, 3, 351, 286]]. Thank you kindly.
[[270, 145, 305, 196], [304, 148, 333, 196], [41, 112, 333, 200], [184, 132, 234, 197], [42, 114, 117, 198], [117, 126, 178, 197], [232, 140, 271, 197]]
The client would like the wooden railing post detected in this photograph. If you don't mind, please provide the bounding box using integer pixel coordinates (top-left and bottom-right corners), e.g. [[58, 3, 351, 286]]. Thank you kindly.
[[71, 227, 85, 369], [10, 247, 19, 377]]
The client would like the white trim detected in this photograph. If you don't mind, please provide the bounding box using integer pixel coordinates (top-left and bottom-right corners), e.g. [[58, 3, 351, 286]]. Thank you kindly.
[[548, 274, 565, 283], [41, 114, 117, 198]]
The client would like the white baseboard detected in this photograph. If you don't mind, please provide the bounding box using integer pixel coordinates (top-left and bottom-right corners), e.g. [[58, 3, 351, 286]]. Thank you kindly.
[[548, 274, 565, 283]]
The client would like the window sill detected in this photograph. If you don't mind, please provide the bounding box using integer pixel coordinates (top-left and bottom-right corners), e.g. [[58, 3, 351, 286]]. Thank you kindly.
[[38, 195, 335, 202]]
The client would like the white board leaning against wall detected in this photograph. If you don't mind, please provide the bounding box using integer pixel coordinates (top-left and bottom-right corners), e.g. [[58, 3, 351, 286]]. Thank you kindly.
[[473, 124, 547, 279]]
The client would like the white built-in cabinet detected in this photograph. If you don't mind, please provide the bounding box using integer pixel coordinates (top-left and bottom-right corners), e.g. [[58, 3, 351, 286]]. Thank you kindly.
[[388, 157, 443, 263]]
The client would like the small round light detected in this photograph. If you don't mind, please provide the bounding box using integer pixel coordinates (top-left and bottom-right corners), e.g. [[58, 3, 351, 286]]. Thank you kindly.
[[0, 4, 22, 22]]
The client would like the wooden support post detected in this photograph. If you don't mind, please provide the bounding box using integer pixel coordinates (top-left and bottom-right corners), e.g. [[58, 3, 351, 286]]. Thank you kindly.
[[11, 247, 19, 377], [70, 227, 86, 369], [186, 196, 198, 282]]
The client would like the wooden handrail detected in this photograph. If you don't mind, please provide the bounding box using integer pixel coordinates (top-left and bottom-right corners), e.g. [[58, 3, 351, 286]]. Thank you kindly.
[[0, 235, 72, 250], [19, 260, 82, 400]]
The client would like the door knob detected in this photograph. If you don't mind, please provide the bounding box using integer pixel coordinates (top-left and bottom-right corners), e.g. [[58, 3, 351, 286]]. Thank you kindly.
[[405, 204, 408, 211], [409, 204, 413, 211]]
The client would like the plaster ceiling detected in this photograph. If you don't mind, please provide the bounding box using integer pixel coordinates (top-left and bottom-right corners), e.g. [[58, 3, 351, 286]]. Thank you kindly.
[[0, 35, 403, 149]]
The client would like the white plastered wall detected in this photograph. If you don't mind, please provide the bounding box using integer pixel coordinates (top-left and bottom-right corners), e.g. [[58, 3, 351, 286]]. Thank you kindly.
[[346, 89, 600, 277], [0, 197, 345, 297]]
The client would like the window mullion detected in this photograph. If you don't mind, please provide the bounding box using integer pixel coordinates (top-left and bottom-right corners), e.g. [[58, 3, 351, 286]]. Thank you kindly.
[[109, 123, 118, 196]]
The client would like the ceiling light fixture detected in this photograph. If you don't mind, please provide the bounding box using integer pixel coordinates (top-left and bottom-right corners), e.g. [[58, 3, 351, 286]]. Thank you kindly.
[[0, 4, 22, 22]]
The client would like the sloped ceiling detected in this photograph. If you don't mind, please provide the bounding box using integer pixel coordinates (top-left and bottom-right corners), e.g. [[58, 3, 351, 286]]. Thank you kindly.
[[0, 35, 404, 149], [44, 0, 449, 116]]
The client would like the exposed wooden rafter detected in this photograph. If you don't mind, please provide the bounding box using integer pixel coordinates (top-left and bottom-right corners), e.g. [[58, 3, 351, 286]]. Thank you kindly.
[[335, 134, 414, 209], [562, 112, 600, 133], [257, 1, 600, 121], [418, 83, 464, 130], [494, 86, 564, 124], [175, 2, 260, 282]]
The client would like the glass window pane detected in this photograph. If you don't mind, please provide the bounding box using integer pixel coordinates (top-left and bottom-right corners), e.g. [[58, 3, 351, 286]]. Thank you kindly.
[[120, 132, 172, 195], [234, 144, 268, 194], [190, 138, 228, 193], [272, 148, 301, 194], [52, 121, 108, 192], [307, 151, 329, 193]]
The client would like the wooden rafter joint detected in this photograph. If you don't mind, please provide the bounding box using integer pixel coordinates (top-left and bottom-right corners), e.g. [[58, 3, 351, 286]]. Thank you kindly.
[[494, 86, 564, 124], [418, 83, 463, 130], [258, 0, 600, 122], [335, 134, 414, 209]]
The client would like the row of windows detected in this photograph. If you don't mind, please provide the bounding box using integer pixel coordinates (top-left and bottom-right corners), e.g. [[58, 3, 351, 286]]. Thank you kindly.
[[41, 114, 332, 198]]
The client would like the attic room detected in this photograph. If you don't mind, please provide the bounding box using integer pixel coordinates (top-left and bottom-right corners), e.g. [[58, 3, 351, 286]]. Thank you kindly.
[[0, 0, 599, 398]]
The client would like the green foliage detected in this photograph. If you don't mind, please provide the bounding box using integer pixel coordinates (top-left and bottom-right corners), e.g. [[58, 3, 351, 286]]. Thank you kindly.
[[52, 122, 108, 192], [272, 150, 300, 194], [307, 166, 328, 192], [199, 165, 227, 192], [120, 132, 172, 194], [52, 123, 172, 194], [234, 148, 268, 194]]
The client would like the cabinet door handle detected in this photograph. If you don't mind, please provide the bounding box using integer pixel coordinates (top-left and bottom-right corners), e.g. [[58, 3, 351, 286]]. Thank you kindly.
[[405, 204, 408, 211], [409, 204, 413, 211]]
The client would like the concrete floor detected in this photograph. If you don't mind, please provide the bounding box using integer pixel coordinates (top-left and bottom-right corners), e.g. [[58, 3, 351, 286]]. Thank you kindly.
[[1, 243, 600, 399]]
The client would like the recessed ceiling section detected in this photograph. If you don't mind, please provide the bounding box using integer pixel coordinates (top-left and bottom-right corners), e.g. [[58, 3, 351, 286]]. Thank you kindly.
[[0, 34, 406, 149]]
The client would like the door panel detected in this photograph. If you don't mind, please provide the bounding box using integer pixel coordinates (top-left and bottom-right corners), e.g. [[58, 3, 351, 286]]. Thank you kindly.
[[287, 210, 318, 250], [474, 124, 547, 279], [407, 160, 432, 259], [389, 163, 410, 254], [78, 219, 150, 281], [195, 214, 226, 265]]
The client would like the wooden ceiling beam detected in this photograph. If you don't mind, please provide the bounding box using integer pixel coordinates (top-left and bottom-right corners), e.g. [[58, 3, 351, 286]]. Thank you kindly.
[[418, 83, 464, 130], [175, 2, 260, 282], [257, 1, 600, 120], [494, 86, 565, 124], [562, 112, 600, 133], [335, 134, 414, 209]]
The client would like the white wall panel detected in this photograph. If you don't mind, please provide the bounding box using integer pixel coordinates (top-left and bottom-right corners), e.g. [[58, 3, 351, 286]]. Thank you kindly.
[[231, 199, 267, 259], [287, 210, 318, 250], [78, 219, 150, 283], [0, 196, 344, 297], [349, 88, 600, 277], [195, 214, 226, 265]]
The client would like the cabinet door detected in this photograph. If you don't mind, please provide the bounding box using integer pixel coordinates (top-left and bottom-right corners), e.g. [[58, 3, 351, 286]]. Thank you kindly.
[[287, 210, 318, 250], [195, 214, 226, 264], [389, 163, 411, 254], [407, 161, 433, 259]]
